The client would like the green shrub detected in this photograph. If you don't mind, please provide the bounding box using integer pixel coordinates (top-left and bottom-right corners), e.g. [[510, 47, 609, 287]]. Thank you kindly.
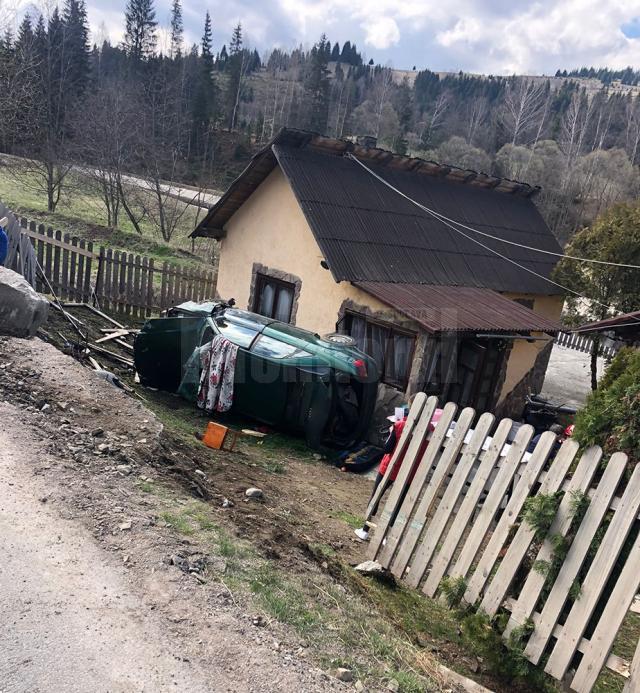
[[439, 576, 467, 609], [573, 347, 640, 462], [522, 493, 562, 540]]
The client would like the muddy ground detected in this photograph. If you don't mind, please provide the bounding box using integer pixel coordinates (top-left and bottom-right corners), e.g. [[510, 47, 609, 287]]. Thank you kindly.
[[0, 328, 543, 693]]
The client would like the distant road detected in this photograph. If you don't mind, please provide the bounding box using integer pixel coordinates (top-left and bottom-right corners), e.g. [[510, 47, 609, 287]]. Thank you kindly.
[[0, 152, 223, 213]]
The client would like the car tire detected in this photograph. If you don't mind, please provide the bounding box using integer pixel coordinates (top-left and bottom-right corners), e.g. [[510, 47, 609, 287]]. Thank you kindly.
[[321, 333, 356, 347]]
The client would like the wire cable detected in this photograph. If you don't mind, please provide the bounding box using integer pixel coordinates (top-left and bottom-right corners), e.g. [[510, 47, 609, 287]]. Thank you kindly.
[[345, 153, 640, 271], [345, 152, 640, 325]]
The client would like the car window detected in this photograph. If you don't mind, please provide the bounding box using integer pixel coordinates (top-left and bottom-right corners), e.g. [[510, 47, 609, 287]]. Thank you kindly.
[[252, 334, 312, 359], [216, 321, 258, 348]]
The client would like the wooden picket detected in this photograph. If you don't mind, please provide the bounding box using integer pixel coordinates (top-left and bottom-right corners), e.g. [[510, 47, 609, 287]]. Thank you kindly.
[[555, 330, 620, 360], [371, 398, 640, 692], [6, 207, 217, 317]]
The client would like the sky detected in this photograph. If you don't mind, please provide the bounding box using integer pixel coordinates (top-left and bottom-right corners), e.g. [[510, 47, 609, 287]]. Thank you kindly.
[[33, 0, 640, 74]]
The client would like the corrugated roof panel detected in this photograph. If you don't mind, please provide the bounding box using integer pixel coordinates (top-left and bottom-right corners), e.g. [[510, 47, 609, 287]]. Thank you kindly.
[[355, 282, 562, 333], [275, 144, 562, 295]]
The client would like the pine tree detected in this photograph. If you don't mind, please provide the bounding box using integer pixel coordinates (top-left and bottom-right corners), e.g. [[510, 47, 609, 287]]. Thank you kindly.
[[169, 0, 183, 59], [123, 0, 157, 63], [16, 16, 34, 54], [331, 42, 340, 61], [201, 11, 213, 70], [62, 0, 90, 94], [226, 23, 244, 129], [217, 44, 228, 71], [304, 34, 330, 134]]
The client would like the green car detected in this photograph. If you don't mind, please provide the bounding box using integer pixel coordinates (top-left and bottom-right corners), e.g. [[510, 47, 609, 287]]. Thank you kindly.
[[134, 300, 379, 448]]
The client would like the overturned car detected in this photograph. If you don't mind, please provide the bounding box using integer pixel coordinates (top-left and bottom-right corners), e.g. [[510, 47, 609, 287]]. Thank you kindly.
[[134, 300, 379, 447]]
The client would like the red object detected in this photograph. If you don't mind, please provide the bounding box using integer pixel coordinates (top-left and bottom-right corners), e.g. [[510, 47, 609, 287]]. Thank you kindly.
[[352, 358, 368, 378], [379, 408, 444, 482], [564, 424, 575, 437]]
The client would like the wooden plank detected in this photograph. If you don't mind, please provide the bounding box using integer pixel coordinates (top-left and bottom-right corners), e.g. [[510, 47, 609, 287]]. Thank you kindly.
[[503, 444, 601, 639], [571, 530, 640, 691], [43, 227, 53, 293], [545, 457, 639, 680], [115, 338, 134, 351], [379, 401, 458, 571], [77, 239, 87, 303], [160, 261, 169, 310], [95, 329, 130, 344], [61, 233, 70, 301], [448, 428, 534, 584], [146, 258, 155, 315], [69, 237, 79, 301], [407, 412, 495, 591], [95, 247, 106, 305], [366, 393, 431, 557], [623, 636, 640, 692], [480, 435, 577, 617], [52, 229, 62, 294], [21, 228, 97, 258], [133, 255, 142, 318], [88, 343, 134, 367], [423, 417, 513, 597], [369, 396, 440, 562], [364, 393, 428, 524], [463, 424, 542, 605], [525, 452, 629, 665], [84, 242, 93, 303], [392, 406, 475, 580], [125, 252, 133, 316]]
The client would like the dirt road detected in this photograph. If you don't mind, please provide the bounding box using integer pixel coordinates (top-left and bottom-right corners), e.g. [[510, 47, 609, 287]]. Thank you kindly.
[[0, 337, 336, 693], [0, 410, 215, 693]]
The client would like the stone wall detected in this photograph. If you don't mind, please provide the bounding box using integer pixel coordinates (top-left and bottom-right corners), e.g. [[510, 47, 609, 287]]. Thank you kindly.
[[494, 340, 554, 420]]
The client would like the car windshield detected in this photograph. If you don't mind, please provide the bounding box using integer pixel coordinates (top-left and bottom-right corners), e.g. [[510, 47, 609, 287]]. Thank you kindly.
[[251, 334, 312, 359], [216, 320, 259, 348]]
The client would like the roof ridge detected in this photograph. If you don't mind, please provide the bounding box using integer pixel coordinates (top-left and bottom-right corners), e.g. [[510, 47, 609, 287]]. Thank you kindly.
[[272, 128, 541, 199]]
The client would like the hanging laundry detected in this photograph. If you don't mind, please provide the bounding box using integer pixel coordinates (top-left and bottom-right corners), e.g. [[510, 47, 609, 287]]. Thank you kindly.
[[197, 334, 238, 413]]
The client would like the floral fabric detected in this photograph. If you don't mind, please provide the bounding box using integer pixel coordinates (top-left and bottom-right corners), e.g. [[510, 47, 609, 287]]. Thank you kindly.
[[196, 334, 238, 413]]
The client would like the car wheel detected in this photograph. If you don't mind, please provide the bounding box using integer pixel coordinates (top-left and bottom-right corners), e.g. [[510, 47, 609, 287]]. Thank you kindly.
[[321, 333, 356, 347]]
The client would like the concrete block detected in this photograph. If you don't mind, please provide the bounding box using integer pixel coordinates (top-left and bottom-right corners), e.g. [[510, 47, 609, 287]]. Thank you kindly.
[[0, 266, 49, 338]]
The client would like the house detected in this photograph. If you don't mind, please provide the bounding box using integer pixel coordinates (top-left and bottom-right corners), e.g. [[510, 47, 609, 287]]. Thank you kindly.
[[192, 129, 564, 422]]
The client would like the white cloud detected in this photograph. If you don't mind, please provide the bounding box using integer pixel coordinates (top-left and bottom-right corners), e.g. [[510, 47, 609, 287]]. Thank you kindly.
[[82, 0, 640, 74], [363, 16, 400, 49]]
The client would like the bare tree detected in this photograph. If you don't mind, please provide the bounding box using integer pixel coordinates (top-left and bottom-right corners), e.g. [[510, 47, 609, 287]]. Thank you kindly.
[[419, 91, 450, 148], [624, 96, 640, 165], [464, 96, 488, 146], [500, 78, 548, 146]]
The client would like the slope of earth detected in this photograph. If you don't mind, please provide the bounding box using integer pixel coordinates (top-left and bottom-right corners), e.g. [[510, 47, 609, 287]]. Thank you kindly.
[[0, 334, 549, 692]]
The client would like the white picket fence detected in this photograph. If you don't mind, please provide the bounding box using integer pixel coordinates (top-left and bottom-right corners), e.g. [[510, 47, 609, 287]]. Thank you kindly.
[[367, 393, 640, 692]]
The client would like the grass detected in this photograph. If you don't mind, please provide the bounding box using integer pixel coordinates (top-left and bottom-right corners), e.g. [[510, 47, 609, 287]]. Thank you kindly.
[[0, 163, 216, 269], [332, 509, 364, 529]]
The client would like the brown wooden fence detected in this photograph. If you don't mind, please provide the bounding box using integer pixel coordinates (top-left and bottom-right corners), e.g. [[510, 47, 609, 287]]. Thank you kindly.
[[368, 393, 640, 692], [16, 216, 217, 318]]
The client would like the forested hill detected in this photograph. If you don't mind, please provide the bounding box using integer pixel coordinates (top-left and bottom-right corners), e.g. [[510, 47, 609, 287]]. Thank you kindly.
[[1, 0, 639, 245]]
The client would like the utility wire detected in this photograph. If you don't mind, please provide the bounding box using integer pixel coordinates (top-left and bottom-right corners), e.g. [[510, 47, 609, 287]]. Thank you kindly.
[[345, 153, 640, 271], [345, 153, 640, 325]]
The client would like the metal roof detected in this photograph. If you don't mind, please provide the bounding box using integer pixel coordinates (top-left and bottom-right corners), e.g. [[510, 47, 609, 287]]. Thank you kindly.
[[576, 310, 640, 334], [192, 128, 563, 296], [354, 282, 562, 334]]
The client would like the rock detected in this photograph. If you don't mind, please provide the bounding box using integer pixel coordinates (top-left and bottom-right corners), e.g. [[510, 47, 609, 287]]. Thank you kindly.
[[91, 428, 105, 437], [252, 615, 266, 627], [116, 464, 133, 475], [222, 498, 234, 508], [245, 487, 264, 499], [119, 521, 132, 531], [354, 560, 385, 575], [96, 443, 110, 454], [195, 469, 206, 477], [0, 267, 49, 338], [387, 680, 399, 692], [330, 668, 353, 683], [354, 681, 365, 692]]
